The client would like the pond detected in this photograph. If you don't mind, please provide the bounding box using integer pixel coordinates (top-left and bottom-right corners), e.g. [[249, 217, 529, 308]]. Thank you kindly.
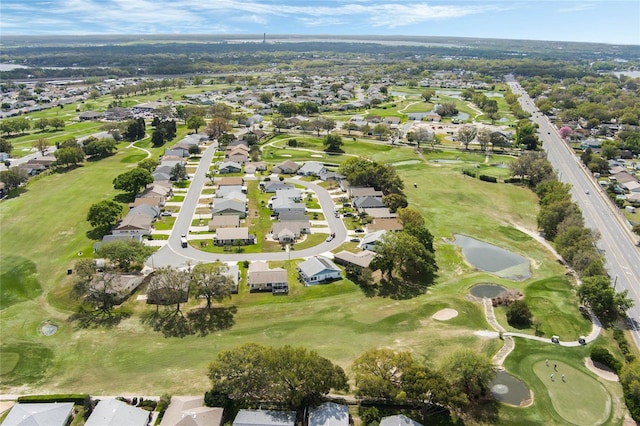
[[490, 371, 531, 406], [470, 284, 507, 299], [41, 321, 58, 336], [453, 234, 531, 281]]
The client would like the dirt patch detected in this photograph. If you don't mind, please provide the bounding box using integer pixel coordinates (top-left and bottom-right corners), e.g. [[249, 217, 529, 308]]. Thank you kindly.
[[584, 357, 619, 382], [432, 308, 458, 321]]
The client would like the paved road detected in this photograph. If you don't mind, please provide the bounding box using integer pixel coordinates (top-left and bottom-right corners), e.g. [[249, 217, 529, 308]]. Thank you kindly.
[[146, 144, 348, 269], [506, 75, 640, 346]]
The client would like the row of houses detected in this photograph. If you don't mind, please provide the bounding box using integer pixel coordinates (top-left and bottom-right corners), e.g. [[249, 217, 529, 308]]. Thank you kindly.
[[3, 398, 423, 426], [609, 160, 640, 204]]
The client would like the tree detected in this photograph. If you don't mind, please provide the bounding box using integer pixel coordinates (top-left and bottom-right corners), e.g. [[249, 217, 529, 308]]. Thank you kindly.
[[87, 200, 123, 230], [188, 144, 200, 156], [537, 200, 581, 240], [505, 299, 533, 327], [49, 117, 65, 131], [208, 343, 348, 407], [435, 102, 458, 117], [272, 117, 289, 133], [477, 127, 491, 152], [421, 89, 435, 102], [170, 163, 188, 182], [382, 193, 408, 213], [412, 127, 434, 149], [84, 138, 116, 158], [397, 207, 424, 227], [372, 123, 390, 141], [352, 348, 415, 399], [205, 117, 231, 140], [403, 365, 464, 414], [11, 117, 31, 134], [515, 120, 539, 150], [191, 262, 232, 309], [442, 350, 495, 405], [125, 118, 146, 141], [83, 272, 121, 314], [54, 145, 85, 167], [559, 126, 573, 139], [137, 158, 159, 173], [341, 121, 358, 135], [579, 275, 634, 325], [113, 167, 153, 196], [147, 267, 191, 313], [0, 167, 29, 190], [0, 138, 13, 154], [33, 138, 50, 156], [457, 125, 477, 150], [371, 231, 437, 285], [187, 115, 206, 133], [620, 358, 640, 421], [323, 133, 344, 153], [35, 118, 49, 132], [96, 239, 153, 271]]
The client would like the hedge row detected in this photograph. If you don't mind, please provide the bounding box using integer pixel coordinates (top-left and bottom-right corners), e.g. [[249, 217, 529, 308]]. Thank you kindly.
[[590, 346, 623, 373], [479, 174, 497, 183], [17, 394, 90, 405]]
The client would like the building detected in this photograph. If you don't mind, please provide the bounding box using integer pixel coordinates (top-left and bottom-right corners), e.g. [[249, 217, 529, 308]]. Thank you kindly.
[[308, 402, 349, 426], [247, 261, 289, 293], [298, 161, 328, 177], [333, 250, 376, 269], [215, 227, 255, 246], [3, 403, 74, 426], [297, 256, 342, 285], [359, 230, 387, 251], [208, 215, 241, 231], [233, 410, 296, 426], [159, 396, 223, 426], [272, 160, 300, 174], [380, 415, 423, 426], [85, 399, 150, 426]]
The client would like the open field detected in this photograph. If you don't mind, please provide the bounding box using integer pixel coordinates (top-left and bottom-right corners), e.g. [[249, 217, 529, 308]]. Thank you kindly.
[[0, 120, 628, 423]]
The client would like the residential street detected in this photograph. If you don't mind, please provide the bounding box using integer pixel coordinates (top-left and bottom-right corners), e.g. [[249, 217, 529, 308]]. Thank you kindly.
[[146, 144, 347, 269]]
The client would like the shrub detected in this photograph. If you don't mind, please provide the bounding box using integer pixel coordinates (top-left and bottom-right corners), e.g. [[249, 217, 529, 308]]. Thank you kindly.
[[17, 394, 90, 405], [287, 139, 298, 147], [590, 346, 623, 373], [479, 174, 498, 183], [504, 177, 521, 184], [505, 299, 532, 327], [614, 329, 636, 363], [462, 169, 477, 178]]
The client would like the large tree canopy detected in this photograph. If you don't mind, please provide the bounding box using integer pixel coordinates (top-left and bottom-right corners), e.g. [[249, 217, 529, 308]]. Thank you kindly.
[[87, 200, 123, 230], [208, 343, 348, 408], [113, 167, 153, 196]]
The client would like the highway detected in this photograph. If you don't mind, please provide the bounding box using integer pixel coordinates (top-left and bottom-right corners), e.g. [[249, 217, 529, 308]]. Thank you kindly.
[[506, 76, 640, 346]]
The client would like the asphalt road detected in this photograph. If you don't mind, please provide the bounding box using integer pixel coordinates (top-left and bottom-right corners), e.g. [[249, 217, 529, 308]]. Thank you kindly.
[[506, 75, 640, 346], [146, 143, 348, 269]]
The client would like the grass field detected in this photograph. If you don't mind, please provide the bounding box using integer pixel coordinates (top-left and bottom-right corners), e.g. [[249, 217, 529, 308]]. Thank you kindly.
[[0, 109, 629, 423]]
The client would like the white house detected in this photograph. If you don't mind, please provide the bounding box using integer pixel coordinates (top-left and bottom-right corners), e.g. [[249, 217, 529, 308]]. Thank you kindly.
[[85, 399, 149, 426], [297, 256, 342, 285], [298, 161, 328, 177], [233, 409, 296, 426], [308, 402, 349, 426], [359, 230, 387, 251]]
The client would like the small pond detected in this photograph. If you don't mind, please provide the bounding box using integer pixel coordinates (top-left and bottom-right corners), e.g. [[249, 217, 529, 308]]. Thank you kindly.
[[490, 371, 531, 406], [470, 284, 507, 299], [41, 321, 58, 336], [453, 234, 531, 281]]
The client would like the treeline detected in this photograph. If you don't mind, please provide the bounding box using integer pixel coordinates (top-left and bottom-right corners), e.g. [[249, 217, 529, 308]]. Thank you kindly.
[[206, 344, 495, 423]]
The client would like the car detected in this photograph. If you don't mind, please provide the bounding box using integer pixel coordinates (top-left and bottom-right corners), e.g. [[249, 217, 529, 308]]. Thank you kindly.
[[325, 235, 334, 242], [350, 238, 361, 243], [551, 336, 560, 344], [578, 336, 586, 345], [160, 211, 172, 216], [585, 190, 589, 195], [343, 212, 354, 218], [354, 228, 364, 233]]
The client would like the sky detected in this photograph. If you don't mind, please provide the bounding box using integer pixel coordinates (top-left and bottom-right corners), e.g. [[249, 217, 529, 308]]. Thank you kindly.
[[1, 0, 639, 45]]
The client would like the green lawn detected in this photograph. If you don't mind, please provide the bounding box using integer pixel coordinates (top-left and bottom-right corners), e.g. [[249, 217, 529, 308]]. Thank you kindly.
[[0, 255, 43, 310], [0, 116, 628, 424]]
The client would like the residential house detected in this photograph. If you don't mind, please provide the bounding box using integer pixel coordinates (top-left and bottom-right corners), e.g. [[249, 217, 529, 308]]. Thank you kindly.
[[298, 161, 327, 177], [159, 396, 223, 426], [218, 177, 244, 187], [353, 196, 385, 212], [271, 197, 306, 216], [297, 256, 342, 285], [165, 147, 190, 158], [623, 180, 640, 193], [88, 273, 144, 303], [216, 185, 247, 197], [130, 195, 165, 209], [112, 213, 153, 236], [308, 402, 349, 426], [272, 160, 300, 174], [348, 187, 384, 198], [260, 182, 294, 193], [245, 161, 267, 174], [215, 227, 255, 246], [271, 219, 311, 242], [359, 230, 387, 251], [379, 415, 422, 426], [276, 211, 309, 221], [361, 207, 395, 219], [333, 250, 376, 269], [233, 410, 296, 426], [212, 199, 247, 218], [3, 403, 74, 426], [227, 150, 249, 164], [218, 161, 242, 174], [319, 171, 344, 182], [208, 215, 240, 231], [247, 261, 289, 293], [275, 188, 303, 202], [78, 110, 103, 121], [366, 218, 403, 232], [85, 399, 150, 426], [103, 107, 132, 121]]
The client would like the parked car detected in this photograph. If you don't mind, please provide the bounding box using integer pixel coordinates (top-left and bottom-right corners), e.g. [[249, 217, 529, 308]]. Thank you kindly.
[[160, 211, 172, 216], [354, 228, 364, 233], [326, 235, 334, 242], [350, 238, 361, 243]]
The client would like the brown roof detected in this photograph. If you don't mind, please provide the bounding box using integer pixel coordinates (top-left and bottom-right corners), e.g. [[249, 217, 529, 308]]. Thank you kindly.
[[114, 214, 152, 230], [248, 262, 288, 285], [217, 177, 244, 186], [129, 196, 164, 208], [159, 396, 223, 426], [215, 227, 249, 240], [366, 218, 403, 232], [333, 250, 377, 268], [208, 215, 240, 230]]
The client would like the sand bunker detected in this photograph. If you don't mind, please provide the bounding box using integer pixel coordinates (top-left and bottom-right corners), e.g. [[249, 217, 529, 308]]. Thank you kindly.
[[432, 308, 458, 321]]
